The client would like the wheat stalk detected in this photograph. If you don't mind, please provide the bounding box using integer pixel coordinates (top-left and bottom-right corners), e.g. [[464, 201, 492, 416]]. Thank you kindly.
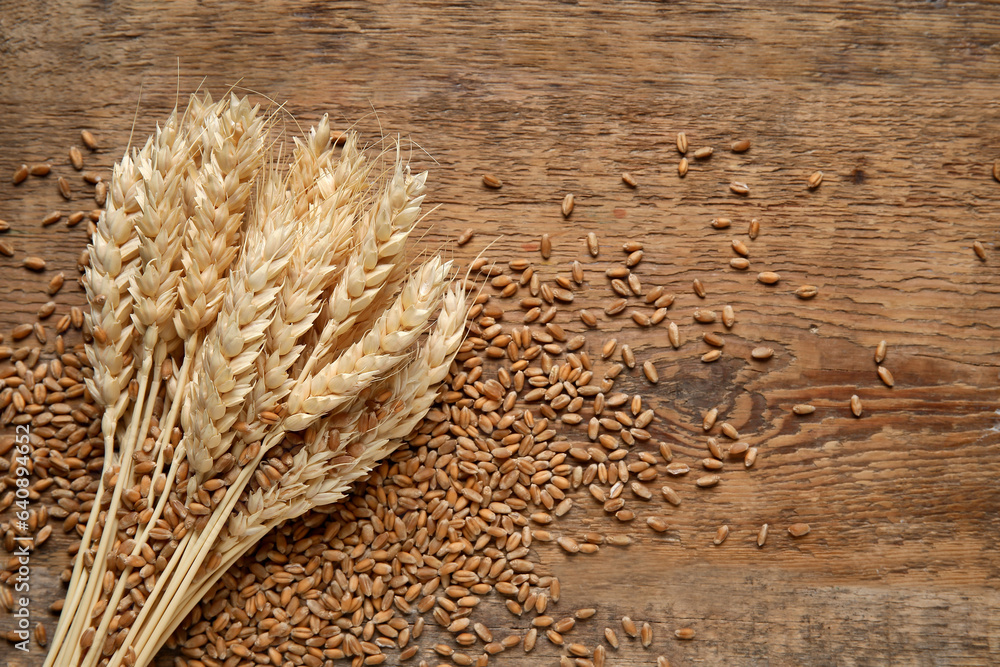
[[45, 91, 466, 667]]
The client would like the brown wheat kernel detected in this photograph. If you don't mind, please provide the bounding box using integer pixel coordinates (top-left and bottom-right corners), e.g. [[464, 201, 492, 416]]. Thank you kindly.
[[732, 239, 749, 257], [693, 147, 713, 159], [720, 422, 739, 440], [667, 322, 680, 348], [850, 394, 863, 417], [730, 181, 750, 195], [695, 474, 720, 488], [676, 132, 688, 155], [732, 138, 751, 152], [42, 211, 63, 227], [34, 622, 46, 647], [626, 250, 643, 267], [875, 340, 887, 364], [973, 241, 987, 261], [627, 272, 642, 295], [651, 307, 667, 325], [578, 309, 597, 328], [576, 608, 597, 620], [722, 305, 735, 328], [711, 217, 731, 229], [57, 177, 71, 200], [602, 338, 618, 359], [557, 536, 580, 554], [621, 172, 637, 188], [795, 284, 818, 299], [457, 228, 474, 245], [641, 622, 653, 647], [693, 309, 716, 323], [675, 628, 695, 640], [713, 524, 729, 545], [67, 211, 85, 227], [877, 365, 894, 387], [0, 587, 12, 612], [29, 163, 51, 177], [81, 129, 98, 149], [13, 164, 29, 184], [994, 159, 1000, 183], [69, 146, 83, 170], [646, 517, 668, 533], [0, 240, 13, 257], [509, 256, 529, 270], [37, 302, 56, 319], [751, 346, 774, 360], [631, 481, 653, 500], [12, 324, 32, 340], [621, 617, 638, 638], [607, 266, 630, 279], [677, 158, 689, 177], [748, 217, 760, 239], [0, 220, 7, 232], [792, 404, 815, 415], [605, 628, 619, 649], [657, 656, 671, 667], [757, 271, 780, 285], [745, 447, 758, 468], [656, 483, 679, 506], [482, 174, 503, 189], [621, 344, 635, 369], [642, 361, 658, 384], [707, 437, 724, 459], [82, 171, 103, 184], [807, 170, 824, 189], [23, 256, 46, 271], [632, 311, 651, 328], [562, 194, 575, 218], [94, 181, 108, 206], [572, 259, 584, 284], [788, 523, 811, 537], [704, 332, 724, 347], [605, 298, 627, 315], [757, 523, 769, 546], [701, 350, 721, 363], [729, 441, 750, 456], [703, 407, 718, 431], [587, 232, 599, 257], [692, 278, 706, 298], [541, 234, 552, 259], [524, 628, 538, 652], [611, 279, 629, 297], [730, 257, 750, 270]]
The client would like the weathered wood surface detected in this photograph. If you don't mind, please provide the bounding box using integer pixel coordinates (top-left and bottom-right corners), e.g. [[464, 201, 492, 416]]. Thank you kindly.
[[1, 1, 999, 665]]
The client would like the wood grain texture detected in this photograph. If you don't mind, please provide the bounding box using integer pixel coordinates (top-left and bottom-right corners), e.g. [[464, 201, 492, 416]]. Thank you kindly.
[[1, 1, 999, 665]]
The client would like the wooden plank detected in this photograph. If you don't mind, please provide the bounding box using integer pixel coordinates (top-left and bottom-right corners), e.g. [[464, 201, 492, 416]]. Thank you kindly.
[[1, 1, 998, 665]]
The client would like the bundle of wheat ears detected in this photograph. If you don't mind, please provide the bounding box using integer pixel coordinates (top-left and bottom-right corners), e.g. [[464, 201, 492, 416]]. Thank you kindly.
[[43, 92, 466, 667]]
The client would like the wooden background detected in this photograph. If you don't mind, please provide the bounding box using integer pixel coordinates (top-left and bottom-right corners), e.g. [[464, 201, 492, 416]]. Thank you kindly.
[[2, 1, 999, 665]]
